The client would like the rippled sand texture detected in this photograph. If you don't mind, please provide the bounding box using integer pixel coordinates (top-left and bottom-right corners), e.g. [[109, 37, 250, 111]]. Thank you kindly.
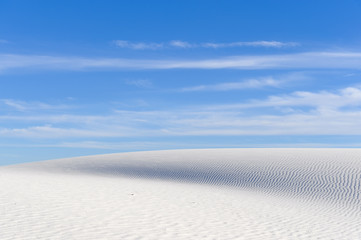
[[1, 149, 361, 240]]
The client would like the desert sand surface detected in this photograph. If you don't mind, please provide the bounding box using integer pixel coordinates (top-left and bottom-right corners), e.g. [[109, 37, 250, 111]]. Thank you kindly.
[[1, 148, 361, 240]]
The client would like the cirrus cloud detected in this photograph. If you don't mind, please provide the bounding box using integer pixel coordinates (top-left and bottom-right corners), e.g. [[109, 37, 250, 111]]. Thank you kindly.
[[1, 85, 361, 138], [113, 40, 298, 50]]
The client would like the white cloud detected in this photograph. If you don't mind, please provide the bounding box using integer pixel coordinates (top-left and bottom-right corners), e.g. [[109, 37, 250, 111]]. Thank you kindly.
[[201, 41, 298, 48], [0, 126, 103, 138], [210, 86, 361, 110], [0, 99, 71, 111], [1, 51, 361, 72], [181, 77, 281, 92], [1, 86, 361, 138], [2, 108, 361, 138], [0, 39, 9, 44], [41, 140, 205, 150], [125, 79, 152, 88], [113, 40, 297, 49], [3, 140, 361, 149], [169, 40, 194, 48], [114, 40, 164, 50], [0, 124, 138, 138]]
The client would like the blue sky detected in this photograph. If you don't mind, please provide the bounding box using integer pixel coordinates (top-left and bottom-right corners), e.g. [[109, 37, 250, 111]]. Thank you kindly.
[[1, 0, 361, 165]]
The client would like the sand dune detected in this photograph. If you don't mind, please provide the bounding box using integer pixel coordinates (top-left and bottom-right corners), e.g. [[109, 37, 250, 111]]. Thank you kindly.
[[1, 149, 361, 239]]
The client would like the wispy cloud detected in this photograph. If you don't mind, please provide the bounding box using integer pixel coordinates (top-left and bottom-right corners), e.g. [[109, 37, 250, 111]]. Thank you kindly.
[[1, 52, 361, 72], [113, 40, 164, 50], [0, 99, 71, 112], [201, 41, 298, 48], [0, 126, 100, 138], [114, 40, 298, 49], [1, 108, 361, 138], [125, 79, 153, 88], [210, 86, 361, 110], [169, 40, 194, 48], [181, 77, 281, 92], [0, 39, 9, 44], [3, 140, 361, 150], [181, 73, 307, 92], [1, 86, 361, 138], [38, 140, 208, 150]]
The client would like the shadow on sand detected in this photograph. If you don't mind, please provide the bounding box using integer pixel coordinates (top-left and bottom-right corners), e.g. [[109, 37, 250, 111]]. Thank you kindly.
[[62, 160, 361, 208]]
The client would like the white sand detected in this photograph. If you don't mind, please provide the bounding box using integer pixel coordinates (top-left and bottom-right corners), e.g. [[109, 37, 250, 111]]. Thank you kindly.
[[1, 148, 361, 239]]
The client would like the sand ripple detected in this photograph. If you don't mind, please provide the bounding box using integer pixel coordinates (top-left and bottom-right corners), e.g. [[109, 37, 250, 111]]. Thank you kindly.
[[1, 149, 361, 239]]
